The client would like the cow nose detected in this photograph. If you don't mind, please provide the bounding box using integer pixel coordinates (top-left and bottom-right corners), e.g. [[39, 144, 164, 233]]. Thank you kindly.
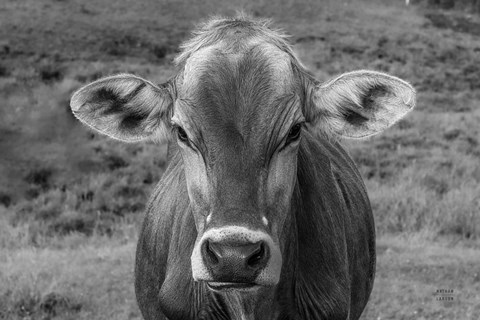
[[201, 239, 269, 283]]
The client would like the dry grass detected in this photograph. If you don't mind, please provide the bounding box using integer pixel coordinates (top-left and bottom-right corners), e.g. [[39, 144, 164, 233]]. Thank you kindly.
[[0, 224, 141, 319], [2, 222, 478, 319], [0, 208, 141, 319], [361, 235, 480, 320]]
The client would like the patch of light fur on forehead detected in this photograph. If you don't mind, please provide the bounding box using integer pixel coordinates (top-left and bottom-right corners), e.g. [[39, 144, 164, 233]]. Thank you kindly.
[[259, 43, 292, 91], [180, 40, 293, 95], [180, 45, 217, 95]]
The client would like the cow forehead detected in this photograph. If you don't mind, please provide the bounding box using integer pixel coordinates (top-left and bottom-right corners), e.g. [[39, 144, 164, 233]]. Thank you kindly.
[[174, 36, 302, 166], [180, 40, 293, 96]]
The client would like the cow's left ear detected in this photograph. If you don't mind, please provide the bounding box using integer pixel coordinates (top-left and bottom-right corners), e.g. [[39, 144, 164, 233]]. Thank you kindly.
[[70, 74, 174, 142], [310, 70, 415, 139]]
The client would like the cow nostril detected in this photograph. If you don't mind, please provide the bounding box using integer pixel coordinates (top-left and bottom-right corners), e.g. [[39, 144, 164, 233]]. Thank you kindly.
[[247, 242, 265, 267], [204, 240, 219, 265]]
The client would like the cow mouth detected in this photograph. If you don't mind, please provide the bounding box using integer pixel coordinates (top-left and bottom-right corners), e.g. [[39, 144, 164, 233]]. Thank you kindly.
[[206, 281, 258, 291]]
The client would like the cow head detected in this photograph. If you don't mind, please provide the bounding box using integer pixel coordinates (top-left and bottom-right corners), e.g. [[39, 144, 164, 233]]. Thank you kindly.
[[71, 17, 415, 294]]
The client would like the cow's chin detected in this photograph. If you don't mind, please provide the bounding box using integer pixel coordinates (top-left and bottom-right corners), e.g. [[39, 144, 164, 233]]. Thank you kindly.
[[195, 276, 279, 293], [192, 272, 281, 288], [205, 281, 261, 292]]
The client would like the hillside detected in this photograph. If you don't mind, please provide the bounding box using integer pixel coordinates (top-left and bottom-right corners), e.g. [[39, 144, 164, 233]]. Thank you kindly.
[[1, 0, 479, 238]]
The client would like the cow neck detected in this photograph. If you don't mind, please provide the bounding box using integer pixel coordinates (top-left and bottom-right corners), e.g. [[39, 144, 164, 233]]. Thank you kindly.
[[289, 136, 351, 320], [272, 202, 299, 318]]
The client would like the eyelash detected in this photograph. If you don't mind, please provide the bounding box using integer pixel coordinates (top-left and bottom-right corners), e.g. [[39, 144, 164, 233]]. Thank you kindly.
[[176, 126, 188, 142], [285, 123, 303, 145], [172, 124, 190, 145]]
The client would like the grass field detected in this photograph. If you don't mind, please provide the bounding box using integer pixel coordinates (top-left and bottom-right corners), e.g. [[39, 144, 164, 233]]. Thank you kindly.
[[2, 229, 479, 319], [0, 0, 479, 318]]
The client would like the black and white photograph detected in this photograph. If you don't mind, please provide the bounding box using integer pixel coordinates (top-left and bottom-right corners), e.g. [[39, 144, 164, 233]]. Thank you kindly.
[[0, 0, 479, 319]]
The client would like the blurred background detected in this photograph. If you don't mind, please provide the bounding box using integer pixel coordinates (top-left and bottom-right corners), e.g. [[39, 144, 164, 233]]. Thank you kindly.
[[0, 0, 479, 319]]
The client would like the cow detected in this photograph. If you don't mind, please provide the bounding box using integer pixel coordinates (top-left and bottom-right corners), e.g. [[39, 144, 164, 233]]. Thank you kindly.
[[70, 15, 415, 320]]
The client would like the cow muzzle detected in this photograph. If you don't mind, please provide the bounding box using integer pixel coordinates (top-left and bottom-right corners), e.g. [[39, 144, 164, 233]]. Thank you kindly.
[[191, 226, 282, 290]]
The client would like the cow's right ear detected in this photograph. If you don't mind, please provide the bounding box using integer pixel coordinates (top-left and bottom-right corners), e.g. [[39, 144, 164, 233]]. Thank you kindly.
[[70, 74, 174, 142]]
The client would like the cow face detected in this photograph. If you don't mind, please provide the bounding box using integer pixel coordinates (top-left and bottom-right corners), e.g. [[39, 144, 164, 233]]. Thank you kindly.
[[176, 44, 300, 289], [70, 19, 415, 294]]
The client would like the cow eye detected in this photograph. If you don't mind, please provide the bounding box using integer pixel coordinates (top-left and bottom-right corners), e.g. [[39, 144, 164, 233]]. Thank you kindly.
[[286, 123, 302, 145], [176, 126, 189, 143]]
